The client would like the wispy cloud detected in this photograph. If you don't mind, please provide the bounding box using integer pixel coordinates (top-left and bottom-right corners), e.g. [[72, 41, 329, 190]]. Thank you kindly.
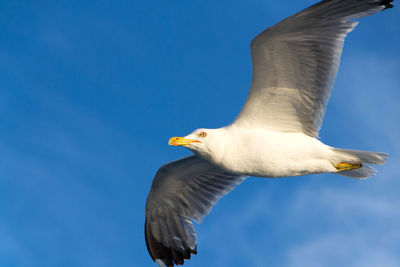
[[286, 185, 400, 267], [287, 231, 400, 267]]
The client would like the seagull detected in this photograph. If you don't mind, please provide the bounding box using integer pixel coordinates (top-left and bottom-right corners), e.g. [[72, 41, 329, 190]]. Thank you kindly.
[[145, 0, 393, 266]]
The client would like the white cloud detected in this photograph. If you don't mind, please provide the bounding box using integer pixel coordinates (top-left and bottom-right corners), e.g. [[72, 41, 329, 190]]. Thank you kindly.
[[287, 231, 400, 267], [285, 180, 400, 267]]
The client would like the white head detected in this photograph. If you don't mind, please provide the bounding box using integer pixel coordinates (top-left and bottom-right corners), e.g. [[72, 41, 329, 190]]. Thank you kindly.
[[168, 128, 226, 161]]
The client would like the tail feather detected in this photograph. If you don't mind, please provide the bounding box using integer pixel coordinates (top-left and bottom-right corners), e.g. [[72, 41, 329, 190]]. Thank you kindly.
[[335, 165, 376, 179], [333, 148, 388, 179], [334, 148, 388, 165]]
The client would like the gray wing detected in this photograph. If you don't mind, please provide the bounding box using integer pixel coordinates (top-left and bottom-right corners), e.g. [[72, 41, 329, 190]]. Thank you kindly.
[[234, 0, 393, 137], [145, 156, 247, 266]]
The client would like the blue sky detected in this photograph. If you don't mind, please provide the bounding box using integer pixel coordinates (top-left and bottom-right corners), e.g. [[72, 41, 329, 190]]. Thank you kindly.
[[1, 0, 399, 266]]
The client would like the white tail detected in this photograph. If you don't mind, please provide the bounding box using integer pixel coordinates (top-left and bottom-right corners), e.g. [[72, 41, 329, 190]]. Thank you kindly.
[[333, 148, 388, 179]]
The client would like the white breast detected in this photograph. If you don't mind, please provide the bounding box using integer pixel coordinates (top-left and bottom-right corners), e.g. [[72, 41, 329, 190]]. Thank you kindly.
[[214, 126, 337, 178]]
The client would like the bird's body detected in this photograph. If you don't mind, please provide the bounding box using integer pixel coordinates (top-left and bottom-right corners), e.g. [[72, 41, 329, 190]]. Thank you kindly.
[[190, 125, 338, 178], [144, 0, 394, 266]]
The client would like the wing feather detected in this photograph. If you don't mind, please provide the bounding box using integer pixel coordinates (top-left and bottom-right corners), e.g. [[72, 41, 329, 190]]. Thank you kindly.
[[234, 0, 393, 137], [145, 156, 246, 266]]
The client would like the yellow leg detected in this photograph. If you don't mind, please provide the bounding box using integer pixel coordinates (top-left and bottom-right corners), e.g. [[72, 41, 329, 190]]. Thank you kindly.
[[335, 162, 362, 172]]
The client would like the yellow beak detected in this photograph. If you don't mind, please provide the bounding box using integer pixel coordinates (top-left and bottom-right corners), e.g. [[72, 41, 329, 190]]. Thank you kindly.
[[168, 137, 201, 146]]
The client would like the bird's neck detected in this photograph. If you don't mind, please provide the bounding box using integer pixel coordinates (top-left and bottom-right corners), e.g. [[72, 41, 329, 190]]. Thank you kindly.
[[202, 126, 238, 170]]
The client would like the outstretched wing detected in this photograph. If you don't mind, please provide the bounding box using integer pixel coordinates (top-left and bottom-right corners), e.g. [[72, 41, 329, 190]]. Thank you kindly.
[[145, 156, 247, 266], [234, 0, 393, 137]]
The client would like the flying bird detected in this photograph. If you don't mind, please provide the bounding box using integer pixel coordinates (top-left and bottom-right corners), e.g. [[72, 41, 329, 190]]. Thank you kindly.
[[145, 0, 393, 266]]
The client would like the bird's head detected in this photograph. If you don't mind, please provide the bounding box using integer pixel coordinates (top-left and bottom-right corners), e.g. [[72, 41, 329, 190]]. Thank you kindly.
[[168, 128, 225, 160]]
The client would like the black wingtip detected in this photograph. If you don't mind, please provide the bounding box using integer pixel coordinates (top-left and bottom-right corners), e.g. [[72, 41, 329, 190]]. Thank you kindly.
[[381, 0, 394, 10], [145, 218, 197, 266], [191, 245, 197, 255]]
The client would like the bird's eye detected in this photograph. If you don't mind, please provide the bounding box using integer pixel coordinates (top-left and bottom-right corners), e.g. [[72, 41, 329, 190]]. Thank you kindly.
[[199, 132, 207, 138]]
